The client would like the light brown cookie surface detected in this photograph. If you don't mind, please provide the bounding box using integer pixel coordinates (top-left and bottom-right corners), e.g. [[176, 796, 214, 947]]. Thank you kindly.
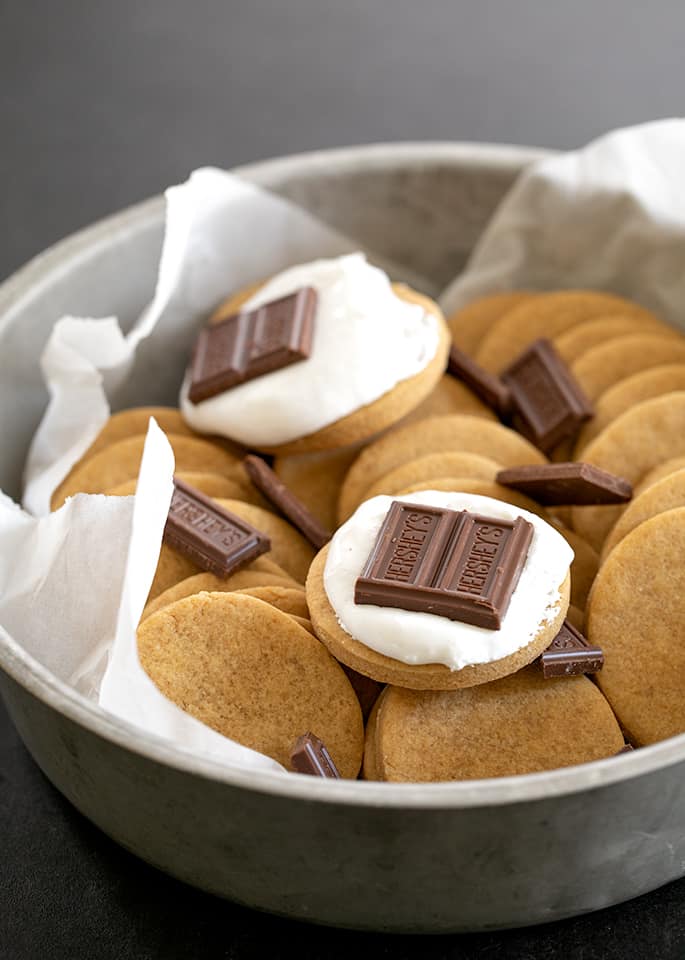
[[273, 446, 361, 530], [573, 364, 685, 455], [137, 591, 363, 777], [306, 546, 569, 690], [587, 509, 685, 745], [600, 469, 685, 563], [475, 291, 657, 373], [338, 414, 547, 523], [144, 568, 299, 619], [232, 586, 309, 619], [553, 316, 678, 365], [361, 452, 501, 502], [52, 433, 241, 509], [105, 469, 272, 511], [372, 668, 623, 781], [570, 335, 685, 404], [447, 291, 534, 355], [572, 392, 685, 550], [635, 456, 685, 495], [401, 375, 497, 425], [80, 406, 197, 463]]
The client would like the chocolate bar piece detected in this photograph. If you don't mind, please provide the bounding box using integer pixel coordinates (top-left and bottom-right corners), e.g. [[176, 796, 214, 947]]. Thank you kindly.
[[243, 454, 331, 550], [541, 620, 604, 678], [447, 344, 512, 416], [163, 478, 270, 576], [496, 462, 633, 506], [290, 732, 341, 778], [501, 339, 594, 452], [187, 287, 317, 403], [355, 501, 533, 629]]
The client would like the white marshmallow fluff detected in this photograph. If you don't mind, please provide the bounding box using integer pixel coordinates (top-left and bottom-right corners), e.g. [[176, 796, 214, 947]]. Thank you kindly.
[[179, 253, 440, 446], [323, 491, 574, 671]]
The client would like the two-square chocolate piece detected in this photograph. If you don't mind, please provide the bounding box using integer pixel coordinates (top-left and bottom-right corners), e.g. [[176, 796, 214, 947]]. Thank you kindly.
[[355, 501, 533, 629], [188, 286, 317, 403]]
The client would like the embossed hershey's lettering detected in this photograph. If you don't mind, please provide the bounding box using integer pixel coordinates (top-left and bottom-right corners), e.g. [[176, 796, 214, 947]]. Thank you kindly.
[[355, 500, 533, 629], [164, 478, 270, 577]]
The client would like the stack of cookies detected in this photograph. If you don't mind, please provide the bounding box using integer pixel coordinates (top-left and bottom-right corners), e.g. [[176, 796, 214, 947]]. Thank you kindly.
[[53, 256, 685, 781]]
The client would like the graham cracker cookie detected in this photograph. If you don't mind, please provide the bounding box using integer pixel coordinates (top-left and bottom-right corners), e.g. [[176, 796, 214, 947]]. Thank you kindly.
[[52, 433, 241, 509], [273, 445, 361, 531], [137, 591, 363, 777], [447, 291, 535, 356], [361, 452, 501, 503], [368, 667, 623, 781], [635, 456, 685, 495], [105, 469, 272, 511], [79, 406, 197, 463], [475, 291, 659, 373], [572, 392, 685, 551], [215, 498, 315, 582], [401, 375, 497, 425], [600, 469, 685, 563], [587, 508, 685, 745], [306, 545, 570, 690], [570, 335, 685, 404], [232, 586, 309, 619], [144, 568, 299, 619], [337, 414, 547, 523], [574, 364, 685, 455], [553, 316, 678, 365]]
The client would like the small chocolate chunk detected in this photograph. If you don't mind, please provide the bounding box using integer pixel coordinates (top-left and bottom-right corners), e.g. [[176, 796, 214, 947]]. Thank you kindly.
[[541, 620, 604, 678], [496, 462, 633, 506], [243, 454, 331, 550], [616, 744, 635, 755], [291, 732, 341, 778], [355, 500, 533, 629], [188, 287, 317, 403], [164, 478, 270, 576], [447, 344, 512, 416], [501, 339, 594, 453]]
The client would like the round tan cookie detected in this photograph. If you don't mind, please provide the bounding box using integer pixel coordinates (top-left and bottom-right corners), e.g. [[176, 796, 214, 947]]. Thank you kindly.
[[401, 375, 497, 425], [361, 452, 501, 502], [572, 392, 685, 551], [447, 291, 535, 355], [587, 508, 685, 745], [392, 477, 597, 609], [273, 445, 362, 531], [475, 291, 658, 373], [570, 335, 685, 404], [52, 433, 242, 509], [371, 667, 623, 781], [306, 546, 569, 690], [232, 586, 309, 619], [137, 591, 363, 777], [144, 569, 299, 619], [574, 364, 685, 455], [635, 456, 685, 495], [215, 499, 315, 582], [290, 615, 316, 636], [337, 414, 547, 523], [600, 469, 685, 564], [553, 316, 678, 365], [105, 469, 272, 511], [80, 406, 197, 463], [206, 283, 451, 457]]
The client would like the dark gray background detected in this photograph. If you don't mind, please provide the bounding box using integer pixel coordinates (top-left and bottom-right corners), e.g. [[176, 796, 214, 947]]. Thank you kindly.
[[2, 2, 685, 957]]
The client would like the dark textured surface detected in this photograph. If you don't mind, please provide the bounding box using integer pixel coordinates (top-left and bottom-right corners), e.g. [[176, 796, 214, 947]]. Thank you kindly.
[[2, 2, 685, 956]]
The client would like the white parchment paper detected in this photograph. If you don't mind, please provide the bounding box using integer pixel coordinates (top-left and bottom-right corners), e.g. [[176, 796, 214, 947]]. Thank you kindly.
[[5, 119, 685, 770]]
